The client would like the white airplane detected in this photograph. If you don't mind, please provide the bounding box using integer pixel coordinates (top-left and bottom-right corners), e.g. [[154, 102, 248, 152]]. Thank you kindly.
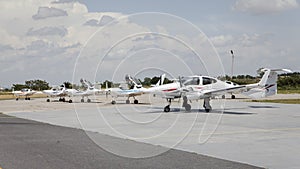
[[107, 74, 165, 104], [43, 85, 68, 102], [144, 68, 292, 112], [65, 79, 102, 103], [12, 88, 36, 100]]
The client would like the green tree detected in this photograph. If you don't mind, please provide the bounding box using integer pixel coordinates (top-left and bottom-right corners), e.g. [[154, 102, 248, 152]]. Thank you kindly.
[[102, 80, 113, 88], [12, 84, 29, 91], [25, 79, 50, 90], [63, 81, 73, 89]]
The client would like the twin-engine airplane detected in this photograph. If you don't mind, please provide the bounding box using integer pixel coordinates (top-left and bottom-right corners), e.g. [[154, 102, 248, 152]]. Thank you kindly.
[[107, 74, 165, 104], [12, 88, 36, 100], [144, 68, 292, 112], [42, 85, 68, 102], [65, 79, 102, 103]]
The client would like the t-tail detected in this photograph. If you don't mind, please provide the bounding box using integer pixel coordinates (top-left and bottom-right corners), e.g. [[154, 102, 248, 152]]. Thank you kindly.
[[242, 68, 292, 99], [151, 74, 166, 87], [80, 78, 95, 90]]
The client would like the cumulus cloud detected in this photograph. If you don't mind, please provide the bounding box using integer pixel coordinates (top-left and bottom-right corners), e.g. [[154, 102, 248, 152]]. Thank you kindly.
[[0, 44, 13, 51], [83, 15, 114, 27], [233, 0, 299, 14], [51, 0, 79, 4], [27, 26, 68, 37], [32, 6, 68, 20]]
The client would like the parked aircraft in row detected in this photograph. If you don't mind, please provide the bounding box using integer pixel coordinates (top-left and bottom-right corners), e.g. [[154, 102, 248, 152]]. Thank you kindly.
[[124, 68, 292, 112], [42, 85, 68, 102], [11, 68, 291, 113], [12, 88, 37, 100], [65, 79, 102, 103], [106, 74, 165, 104]]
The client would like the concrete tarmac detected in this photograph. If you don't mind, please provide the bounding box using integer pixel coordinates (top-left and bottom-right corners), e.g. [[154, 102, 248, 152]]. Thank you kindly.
[[1, 94, 300, 168], [0, 113, 259, 169]]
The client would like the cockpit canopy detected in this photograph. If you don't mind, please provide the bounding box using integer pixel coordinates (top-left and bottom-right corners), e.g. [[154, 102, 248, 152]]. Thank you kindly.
[[21, 88, 30, 92], [181, 76, 217, 86]]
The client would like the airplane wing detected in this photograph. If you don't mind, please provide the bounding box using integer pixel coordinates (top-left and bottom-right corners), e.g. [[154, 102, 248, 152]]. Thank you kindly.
[[183, 85, 247, 100], [202, 85, 246, 96]]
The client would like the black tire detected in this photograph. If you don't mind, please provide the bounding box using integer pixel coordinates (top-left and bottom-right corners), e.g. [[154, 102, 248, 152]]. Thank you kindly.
[[81, 99, 84, 102], [205, 109, 211, 113], [87, 99, 91, 103], [111, 100, 116, 104], [46, 99, 50, 102], [222, 95, 225, 99], [231, 95, 236, 99], [164, 106, 170, 112], [59, 98, 62, 102], [16, 98, 19, 101], [185, 104, 191, 112], [126, 100, 130, 104], [69, 100, 72, 103], [62, 98, 66, 102], [28, 98, 30, 100], [134, 100, 138, 104]]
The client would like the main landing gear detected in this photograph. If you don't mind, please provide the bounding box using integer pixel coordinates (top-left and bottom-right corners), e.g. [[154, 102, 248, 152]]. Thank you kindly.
[[182, 96, 191, 112], [17, 97, 31, 101], [81, 98, 91, 103], [203, 97, 212, 113], [164, 97, 192, 113], [58, 98, 65, 102], [164, 99, 172, 112]]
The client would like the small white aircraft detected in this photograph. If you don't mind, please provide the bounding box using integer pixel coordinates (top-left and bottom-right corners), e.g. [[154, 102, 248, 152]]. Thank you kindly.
[[144, 68, 292, 112], [12, 88, 36, 100], [65, 79, 102, 103], [43, 85, 68, 102], [107, 74, 165, 104]]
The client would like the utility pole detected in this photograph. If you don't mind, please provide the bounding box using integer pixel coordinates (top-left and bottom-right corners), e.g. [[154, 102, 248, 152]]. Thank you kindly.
[[230, 50, 234, 80], [230, 50, 236, 99]]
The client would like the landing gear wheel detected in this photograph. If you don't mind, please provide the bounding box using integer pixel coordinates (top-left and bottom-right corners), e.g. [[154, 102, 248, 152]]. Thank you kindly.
[[164, 105, 170, 112], [126, 100, 130, 104], [87, 99, 91, 103], [16, 98, 19, 101], [62, 98, 65, 102], [46, 99, 50, 102], [134, 100, 138, 104], [111, 100, 116, 104], [28, 98, 30, 100], [205, 108, 211, 113], [185, 104, 191, 112], [231, 95, 236, 99], [222, 95, 225, 99], [69, 100, 72, 103], [59, 98, 62, 102], [81, 99, 84, 102]]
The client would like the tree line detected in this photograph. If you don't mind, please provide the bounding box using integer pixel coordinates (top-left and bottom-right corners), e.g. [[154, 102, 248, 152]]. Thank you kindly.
[[227, 72, 300, 90], [7, 72, 300, 91]]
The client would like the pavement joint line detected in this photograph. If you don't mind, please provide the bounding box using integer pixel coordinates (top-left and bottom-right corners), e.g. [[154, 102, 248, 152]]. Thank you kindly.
[[139, 127, 300, 138]]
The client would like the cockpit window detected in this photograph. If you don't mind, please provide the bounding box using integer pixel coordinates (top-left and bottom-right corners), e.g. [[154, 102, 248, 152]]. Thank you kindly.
[[182, 77, 200, 85], [202, 77, 216, 85]]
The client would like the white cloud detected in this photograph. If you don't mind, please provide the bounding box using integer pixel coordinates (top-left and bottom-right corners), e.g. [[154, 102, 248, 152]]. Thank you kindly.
[[32, 6, 68, 20], [233, 0, 299, 14], [27, 26, 67, 37], [210, 35, 234, 46], [83, 15, 114, 27]]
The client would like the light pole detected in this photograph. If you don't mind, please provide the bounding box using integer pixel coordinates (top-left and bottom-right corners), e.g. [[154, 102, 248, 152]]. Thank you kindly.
[[230, 50, 236, 99], [230, 50, 234, 80]]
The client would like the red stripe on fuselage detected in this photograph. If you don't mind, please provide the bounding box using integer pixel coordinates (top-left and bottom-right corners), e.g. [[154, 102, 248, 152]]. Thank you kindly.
[[162, 88, 177, 92]]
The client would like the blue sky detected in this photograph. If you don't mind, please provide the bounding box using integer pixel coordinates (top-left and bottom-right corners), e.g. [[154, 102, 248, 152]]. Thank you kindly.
[[0, 0, 299, 87]]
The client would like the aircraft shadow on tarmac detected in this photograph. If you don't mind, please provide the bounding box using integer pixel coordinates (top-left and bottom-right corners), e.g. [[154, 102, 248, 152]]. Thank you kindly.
[[248, 105, 278, 109], [144, 107, 255, 115]]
